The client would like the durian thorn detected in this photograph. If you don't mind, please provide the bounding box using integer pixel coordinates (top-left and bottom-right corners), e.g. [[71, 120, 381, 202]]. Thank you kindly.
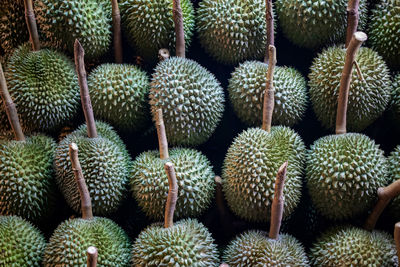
[[353, 60, 365, 82], [364, 179, 400, 231], [395, 222, 400, 266], [69, 143, 94, 220], [74, 39, 98, 138], [346, 0, 360, 48], [264, 0, 274, 64], [173, 0, 185, 58], [23, 0, 41, 51], [335, 31, 367, 135], [111, 0, 123, 63], [158, 49, 170, 61], [155, 109, 169, 159], [87, 246, 98, 267], [0, 63, 25, 141], [164, 162, 178, 228], [262, 45, 276, 133], [269, 161, 288, 240]]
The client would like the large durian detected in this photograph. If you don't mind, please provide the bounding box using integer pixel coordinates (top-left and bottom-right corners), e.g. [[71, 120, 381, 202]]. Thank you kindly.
[[392, 74, 400, 119], [0, 216, 46, 267], [197, 0, 267, 65], [275, 0, 368, 49], [389, 145, 400, 220]]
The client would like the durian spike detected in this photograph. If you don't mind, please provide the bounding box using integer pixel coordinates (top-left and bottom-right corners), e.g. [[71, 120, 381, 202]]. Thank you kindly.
[[69, 143, 93, 220], [158, 49, 170, 61], [264, 0, 274, 63], [346, 0, 360, 48], [335, 31, 367, 135], [164, 162, 178, 228], [395, 222, 400, 266], [262, 45, 276, 133], [155, 109, 169, 160], [269, 161, 288, 240], [111, 0, 123, 63], [364, 179, 400, 231], [173, 0, 185, 58], [0, 63, 25, 141], [23, 0, 40, 51], [74, 39, 98, 138], [87, 246, 98, 267]]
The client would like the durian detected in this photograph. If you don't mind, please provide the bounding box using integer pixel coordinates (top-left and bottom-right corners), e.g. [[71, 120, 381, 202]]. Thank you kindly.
[[389, 145, 400, 220], [392, 74, 400, 119]]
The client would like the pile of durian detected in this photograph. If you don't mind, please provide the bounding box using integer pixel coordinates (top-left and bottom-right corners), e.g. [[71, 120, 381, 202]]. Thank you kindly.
[[1, 0, 400, 266]]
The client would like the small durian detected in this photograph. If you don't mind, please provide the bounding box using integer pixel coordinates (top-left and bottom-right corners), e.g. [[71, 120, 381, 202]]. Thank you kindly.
[[392, 74, 400, 120], [0, 216, 46, 266], [389, 145, 400, 220]]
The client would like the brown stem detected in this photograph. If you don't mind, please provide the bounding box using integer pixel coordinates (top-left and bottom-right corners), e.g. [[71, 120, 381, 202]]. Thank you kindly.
[[395, 222, 400, 266], [69, 143, 93, 220], [87, 246, 98, 267], [364, 179, 400, 231], [111, 0, 123, 63], [23, 0, 40, 51], [353, 60, 365, 82], [74, 40, 98, 138], [269, 161, 288, 240], [0, 63, 25, 141], [173, 0, 185, 58], [335, 32, 367, 135], [264, 0, 274, 63], [156, 109, 169, 160], [346, 0, 360, 48], [158, 49, 170, 61], [164, 162, 178, 228], [262, 45, 276, 132], [215, 176, 226, 217]]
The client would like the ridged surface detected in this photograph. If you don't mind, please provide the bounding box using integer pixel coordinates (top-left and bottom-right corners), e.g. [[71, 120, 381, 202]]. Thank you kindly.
[[389, 145, 400, 220], [392, 74, 400, 119]]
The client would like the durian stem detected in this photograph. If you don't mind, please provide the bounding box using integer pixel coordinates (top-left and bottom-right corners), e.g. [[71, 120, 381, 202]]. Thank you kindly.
[[24, 0, 40, 51], [364, 179, 400, 231], [111, 0, 123, 63], [158, 49, 170, 61], [395, 222, 400, 266], [262, 45, 276, 133], [156, 109, 169, 160], [353, 60, 365, 82], [0, 63, 25, 141], [269, 161, 288, 240], [74, 40, 98, 138], [87, 246, 98, 267], [69, 143, 94, 220], [219, 264, 229, 267], [264, 0, 274, 64], [215, 176, 227, 217], [346, 0, 360, 48], [164, 162, 178, 228], [335, 32, 367, 135], [173, 0, 185, 58]]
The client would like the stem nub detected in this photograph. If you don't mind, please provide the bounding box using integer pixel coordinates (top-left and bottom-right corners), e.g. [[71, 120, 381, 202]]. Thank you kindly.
[[262, 45, 276, 133], [164, 162, 178, 228], [346, 0, 360, 48], [156, 109, 169, 160], [87, 246, 98, 267], [23, 0, 41, 51], [158, 49, 170, 61], [264, 0, 274, 63], [173, 0, 185, 58], [111, 0, 123, 63]]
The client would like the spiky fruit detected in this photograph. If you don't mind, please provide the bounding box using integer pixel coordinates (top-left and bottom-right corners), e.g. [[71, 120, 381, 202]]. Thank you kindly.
[[44, 217, 131, 266], [35, 0, 112, 60], [222, 126, 305, 222], [5, 44, 80, 132], [389, 145, 400, 220], [55, 121, 131, 216], [228, 61, 307, 127], [275, 0, 368, 49], [306, 133, 388, 221], [368, 0, 400, 68], [0, 216, 46, 267], [132, 219, 219, 266], [131, 148, 215, 220], [87, 64, 150, 131], [223, 231, 309, 266], [197, 0, 267, 65], [120, 0, 195, 61], [392, 74, 400, 119], [310, 226, 397, 266], [309, 47, 391, 131], [149, 57, 224, 146]]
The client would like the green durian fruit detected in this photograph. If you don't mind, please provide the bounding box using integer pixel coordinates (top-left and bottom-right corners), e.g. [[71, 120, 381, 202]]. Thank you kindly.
[[275, 0, 368, 49], [44, 217, 131, 266], [149, 57, 225, 146], [0, 134, 56, 221], [228, 61, 307, 127], [120, 0, 195, 61], [35, 0, 112, 60], [389, 145, 400, 220], [131, 148, 215, 220], [306, 133, 389, 221], [132, 219, 219, 266], [0, 216, 46, 267], [55, 121, 131, 216], [222, 126, 305, 222], [309, 46, 391, 132], [87, 64, 150, 131], [310, 226, 397, 266], [368, 0, 400, 68], [197, 0, 267, 65], [392, 74, 400, 119], [223, 231, 309, 266], [5, 44, 80, 132]]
